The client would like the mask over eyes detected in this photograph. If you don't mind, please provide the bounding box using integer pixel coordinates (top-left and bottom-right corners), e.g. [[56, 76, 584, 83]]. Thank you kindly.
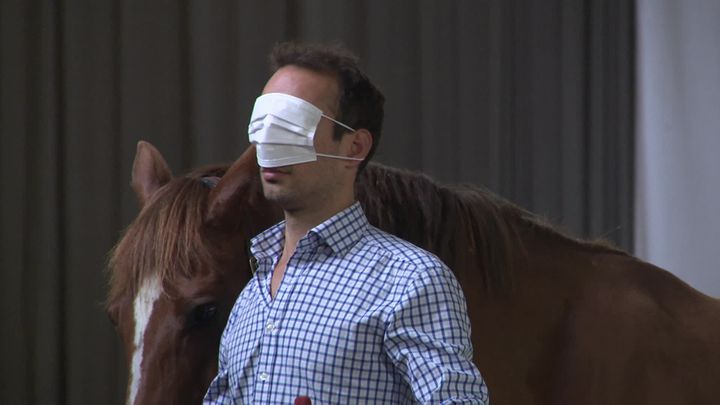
[[248, 92, 363, 168]]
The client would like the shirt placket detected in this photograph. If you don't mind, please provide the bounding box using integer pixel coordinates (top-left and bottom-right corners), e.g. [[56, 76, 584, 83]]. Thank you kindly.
[[254, 247, 315, 403]]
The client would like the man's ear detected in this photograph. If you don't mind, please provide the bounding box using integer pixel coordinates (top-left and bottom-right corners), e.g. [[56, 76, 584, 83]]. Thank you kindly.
[[345, 129, 372, 166], [131, 141, 172, 208]]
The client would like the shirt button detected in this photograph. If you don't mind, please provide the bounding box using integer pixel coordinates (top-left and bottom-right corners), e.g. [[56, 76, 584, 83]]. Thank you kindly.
[[266, 320, 276, 333], [259, 372, 269, 382]]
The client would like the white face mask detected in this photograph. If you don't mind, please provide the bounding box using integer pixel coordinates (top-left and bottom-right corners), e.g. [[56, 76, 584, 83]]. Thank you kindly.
[[248, 92, 363, 168]]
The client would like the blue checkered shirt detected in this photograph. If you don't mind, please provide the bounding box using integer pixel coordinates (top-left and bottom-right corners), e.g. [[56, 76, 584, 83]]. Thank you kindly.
[[204, 202, 488, 404]]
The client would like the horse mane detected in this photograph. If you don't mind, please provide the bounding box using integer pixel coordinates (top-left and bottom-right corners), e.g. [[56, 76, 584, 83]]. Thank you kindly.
[[357, 162, 628, 294], [106, 165, 227, 307], [107, 157, 628, 306]]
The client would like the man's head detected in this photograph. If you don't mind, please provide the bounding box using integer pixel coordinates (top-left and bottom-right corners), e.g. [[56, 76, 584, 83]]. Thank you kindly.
[[251, 42, 385, 215], [268, 42, 385, 170]]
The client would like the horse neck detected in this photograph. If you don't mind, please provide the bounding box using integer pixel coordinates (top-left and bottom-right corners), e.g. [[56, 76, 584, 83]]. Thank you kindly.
[[356, 164, 518, 293]]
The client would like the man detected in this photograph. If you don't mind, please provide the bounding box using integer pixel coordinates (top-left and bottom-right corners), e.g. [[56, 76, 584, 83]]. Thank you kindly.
[[204, 42, 488, 404]]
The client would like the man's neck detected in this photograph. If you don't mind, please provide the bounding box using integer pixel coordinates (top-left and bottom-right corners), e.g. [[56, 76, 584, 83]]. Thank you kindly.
[[281, 194, 355, 258]]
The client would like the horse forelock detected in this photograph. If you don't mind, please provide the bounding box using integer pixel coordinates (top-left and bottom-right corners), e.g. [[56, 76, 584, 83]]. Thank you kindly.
[[106, 165, 229, 309]]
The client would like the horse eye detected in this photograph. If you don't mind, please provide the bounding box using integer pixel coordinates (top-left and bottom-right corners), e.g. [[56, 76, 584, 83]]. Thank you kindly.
[[188, 302, 218, 328]]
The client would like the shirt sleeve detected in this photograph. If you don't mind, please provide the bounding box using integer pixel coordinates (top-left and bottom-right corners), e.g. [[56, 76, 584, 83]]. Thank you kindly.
[[383, 264, 489, 404], [203, 368, 234, 405]]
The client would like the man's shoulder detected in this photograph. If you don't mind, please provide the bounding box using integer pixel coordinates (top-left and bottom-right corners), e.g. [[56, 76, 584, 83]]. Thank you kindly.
[[359, 225, 446, 270]]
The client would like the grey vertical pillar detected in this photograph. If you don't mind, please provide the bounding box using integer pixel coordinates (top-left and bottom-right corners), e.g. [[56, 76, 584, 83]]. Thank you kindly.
[[635, 0, 720, 296]]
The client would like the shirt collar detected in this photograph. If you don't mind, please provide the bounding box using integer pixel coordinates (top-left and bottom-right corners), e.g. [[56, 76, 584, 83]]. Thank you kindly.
[[250, 220, 285, 260], [250, 201, 369, 259], [311, 201, 368, 256]]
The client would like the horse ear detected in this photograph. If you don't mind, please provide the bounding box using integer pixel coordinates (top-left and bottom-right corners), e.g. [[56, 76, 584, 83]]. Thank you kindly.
[[205, 146, 261, 230], [131, 141, 172, 208]]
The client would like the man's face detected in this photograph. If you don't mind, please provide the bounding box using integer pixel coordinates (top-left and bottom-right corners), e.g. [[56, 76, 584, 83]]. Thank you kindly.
[[257, 65, 352, 212]]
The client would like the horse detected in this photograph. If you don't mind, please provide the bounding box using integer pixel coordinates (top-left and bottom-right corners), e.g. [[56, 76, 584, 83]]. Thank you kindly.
[[106, 140, 720, 405]]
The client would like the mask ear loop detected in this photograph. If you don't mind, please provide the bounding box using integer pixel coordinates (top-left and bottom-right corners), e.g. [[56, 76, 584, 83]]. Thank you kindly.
[[317, 115, 366, 161], [321, 114, 355, 133], [314, 153, 363, 161]]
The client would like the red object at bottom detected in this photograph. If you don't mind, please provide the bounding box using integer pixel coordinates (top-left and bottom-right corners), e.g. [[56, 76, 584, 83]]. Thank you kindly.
[[294, 396, 311, 405]]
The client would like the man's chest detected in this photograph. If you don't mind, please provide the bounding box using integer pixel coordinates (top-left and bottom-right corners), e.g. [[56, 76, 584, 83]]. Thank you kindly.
[[225, 259, 401, 377]]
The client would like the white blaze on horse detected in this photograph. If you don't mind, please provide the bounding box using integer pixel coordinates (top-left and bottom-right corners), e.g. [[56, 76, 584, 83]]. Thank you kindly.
[[106, 141, 720, 405]]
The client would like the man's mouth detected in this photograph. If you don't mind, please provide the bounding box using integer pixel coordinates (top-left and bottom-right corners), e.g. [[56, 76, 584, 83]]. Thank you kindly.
[[261, 167, 290, 181]]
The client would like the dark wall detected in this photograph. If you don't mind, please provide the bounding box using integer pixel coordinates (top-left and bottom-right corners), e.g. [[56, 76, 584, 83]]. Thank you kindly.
[[0, 1, 634, 403]]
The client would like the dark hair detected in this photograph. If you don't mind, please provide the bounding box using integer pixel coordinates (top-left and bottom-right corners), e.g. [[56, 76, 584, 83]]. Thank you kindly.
[[269, 42, 385, 170]]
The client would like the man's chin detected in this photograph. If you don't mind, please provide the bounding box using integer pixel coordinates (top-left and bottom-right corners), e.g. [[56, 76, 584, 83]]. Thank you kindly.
[[263, 189, 294, 210]]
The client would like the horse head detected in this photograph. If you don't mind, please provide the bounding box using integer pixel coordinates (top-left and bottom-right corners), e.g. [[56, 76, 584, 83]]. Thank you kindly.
[[106, 141, 279, 405]]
